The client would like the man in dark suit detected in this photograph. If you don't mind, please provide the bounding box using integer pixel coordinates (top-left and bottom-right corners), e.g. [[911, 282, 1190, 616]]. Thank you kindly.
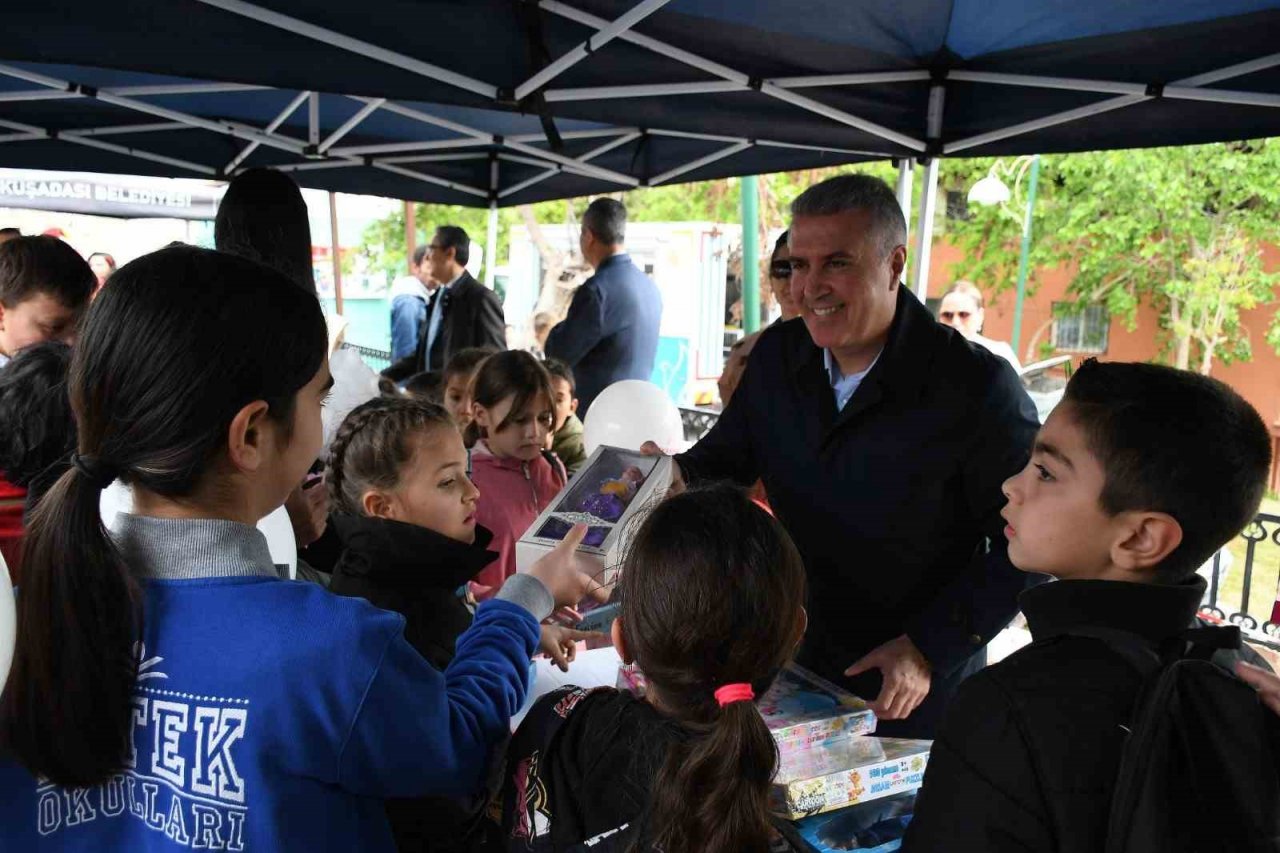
[[544, 199, 662, 415], [383, 226, 505, 380], [660, 175, 1041, 739]]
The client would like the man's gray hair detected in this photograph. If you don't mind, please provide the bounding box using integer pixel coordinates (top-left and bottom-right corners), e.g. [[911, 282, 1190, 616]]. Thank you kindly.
[[791, 174, 907, 256], [583, 198, 627, 246]]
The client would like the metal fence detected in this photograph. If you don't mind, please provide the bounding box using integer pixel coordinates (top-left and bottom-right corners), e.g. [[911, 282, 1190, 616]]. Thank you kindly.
[[679, 406, 1280, 645], [1200, 512, 1280, 641], [341, 342, 392, 373]]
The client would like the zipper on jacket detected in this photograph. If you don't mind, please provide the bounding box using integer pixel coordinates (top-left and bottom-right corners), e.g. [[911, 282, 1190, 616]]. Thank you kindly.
[[523, 461, 538, 509]]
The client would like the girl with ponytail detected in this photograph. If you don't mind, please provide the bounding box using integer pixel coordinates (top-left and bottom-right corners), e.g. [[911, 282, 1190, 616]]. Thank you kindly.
[[494, 483, 808, 853], [0, 246, 591, 852]]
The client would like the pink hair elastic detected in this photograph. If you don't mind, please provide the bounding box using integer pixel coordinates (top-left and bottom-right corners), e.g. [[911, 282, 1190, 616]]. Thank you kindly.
[[714, 683, 755, 707]]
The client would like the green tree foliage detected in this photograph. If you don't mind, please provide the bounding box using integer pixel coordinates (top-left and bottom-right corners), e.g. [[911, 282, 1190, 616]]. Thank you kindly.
[[942, 142, 1280, 374]]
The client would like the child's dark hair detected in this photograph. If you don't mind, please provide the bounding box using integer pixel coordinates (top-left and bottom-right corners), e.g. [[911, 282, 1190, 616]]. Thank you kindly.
[[0, 246, 326, 786], [464, 350, 554, 446], [328, 396, 456, 516], [443, 347, 494, 385], [618, 483, 807, 853], [0, 341, 76, 504], [543, 358, 576, 395], [1062, 358, 1272, 582], [0, 235, 95, 310], [404, 370, 443, 402]]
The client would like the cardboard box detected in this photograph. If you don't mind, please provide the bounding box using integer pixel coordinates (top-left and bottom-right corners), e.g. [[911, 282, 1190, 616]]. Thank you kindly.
[[759, 665, 878, 758], [515, 445, 672, 583], [772, 738, 931, 820], [616, 662, 877, 757], [776, 792, 918, 853]]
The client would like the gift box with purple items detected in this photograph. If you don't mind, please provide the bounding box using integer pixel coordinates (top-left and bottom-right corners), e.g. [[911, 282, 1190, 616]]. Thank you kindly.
[[516, 445, 672, 579]]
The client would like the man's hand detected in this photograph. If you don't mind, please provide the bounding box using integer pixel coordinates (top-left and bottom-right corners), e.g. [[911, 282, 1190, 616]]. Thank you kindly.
[[285, 477, 328, 549], [845, 634, 932, 721], [538, 625, 607, 672], [640, 441, 686, 497], [1237, 661, 1280, 715]]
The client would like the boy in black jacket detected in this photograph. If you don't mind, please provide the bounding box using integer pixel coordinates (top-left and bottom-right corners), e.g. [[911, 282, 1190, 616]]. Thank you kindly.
[[903, 359, 1274, 853]]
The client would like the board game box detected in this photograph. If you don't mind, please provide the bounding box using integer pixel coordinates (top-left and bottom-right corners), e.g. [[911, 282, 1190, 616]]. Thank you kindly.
[[776, 792, 918, 853], [758, 665, 877, 757], [616, 662, 877, 758], [772, 738, 931, 821]]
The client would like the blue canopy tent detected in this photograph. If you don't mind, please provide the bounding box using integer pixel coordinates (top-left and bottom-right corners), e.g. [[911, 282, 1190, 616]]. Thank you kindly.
[[2, 0, 1277, 201], [1, 1, 1279, 286]]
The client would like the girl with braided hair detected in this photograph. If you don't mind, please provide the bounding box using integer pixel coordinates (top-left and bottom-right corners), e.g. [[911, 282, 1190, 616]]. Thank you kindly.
[[0, 246, 594, 853], [326, 395, 603, 852]]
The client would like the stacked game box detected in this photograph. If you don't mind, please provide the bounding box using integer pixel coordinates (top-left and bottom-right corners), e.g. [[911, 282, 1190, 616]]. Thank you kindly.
[[775, 791, 919, 853], [771, 737, 931, 821]]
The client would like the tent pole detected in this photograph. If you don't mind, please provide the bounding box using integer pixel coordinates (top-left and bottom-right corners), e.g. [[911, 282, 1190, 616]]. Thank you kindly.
[[485, 157, 499, 289], [895, 158, 914, 282], [485, 202, 499, 289], [404, 201, 416, 274], [910, 158, 938, 301], [741, 175, 760, 334], [329, 191, 343, 314]]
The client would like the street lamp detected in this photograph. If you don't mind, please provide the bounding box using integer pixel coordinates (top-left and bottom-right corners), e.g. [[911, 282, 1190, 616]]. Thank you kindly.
[[967, 155, 1041, 357]]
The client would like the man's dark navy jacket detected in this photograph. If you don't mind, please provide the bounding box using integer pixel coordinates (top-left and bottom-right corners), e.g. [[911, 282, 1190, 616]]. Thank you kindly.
[[544, 253, 662, 415], [676, 285, 1040, 737]]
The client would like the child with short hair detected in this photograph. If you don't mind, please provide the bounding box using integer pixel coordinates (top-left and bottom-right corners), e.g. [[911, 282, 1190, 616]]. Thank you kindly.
[[466, 350, 567, 599], [442, 347, 493, 432], [0, 246, 589, 852], [544, 358, 587, 474], [0, 235, 94, 367], [904, 359, 1275, 853], [325, 396, 599, 852], [0, 341, 76, 576], [493, 483, 808, 853], [403, 370, 444, 403]]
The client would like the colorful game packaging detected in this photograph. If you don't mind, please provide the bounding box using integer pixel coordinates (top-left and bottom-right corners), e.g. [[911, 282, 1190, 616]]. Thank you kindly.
[[772, 738, 931, 821], [616, 662, 878, 756], [776, 792, 918, 852], [759, 665, 878, 758]]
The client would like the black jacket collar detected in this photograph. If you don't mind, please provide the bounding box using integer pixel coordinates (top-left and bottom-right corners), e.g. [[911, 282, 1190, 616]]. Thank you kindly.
[[329, 512, 497, 591], [784, 284, 942, 430], [1020, 575, 1207, 646]]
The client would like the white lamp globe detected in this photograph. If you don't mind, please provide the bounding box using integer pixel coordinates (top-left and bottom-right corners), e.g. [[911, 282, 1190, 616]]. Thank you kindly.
[[968, 175, 1011, 207]]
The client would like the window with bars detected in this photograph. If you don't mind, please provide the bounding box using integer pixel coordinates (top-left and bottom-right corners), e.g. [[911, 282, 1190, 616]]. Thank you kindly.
[[1051, 302, 1109, 353]]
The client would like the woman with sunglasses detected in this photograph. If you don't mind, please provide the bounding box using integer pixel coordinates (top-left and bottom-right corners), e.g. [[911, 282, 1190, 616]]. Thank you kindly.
[[937, 281, 1022, 372], [767, 230, 801, 323]]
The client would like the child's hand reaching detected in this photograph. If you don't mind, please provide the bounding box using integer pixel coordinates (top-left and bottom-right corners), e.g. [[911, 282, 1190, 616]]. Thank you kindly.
[[525, 525, 596, 608], [538, 625, 607, 672]]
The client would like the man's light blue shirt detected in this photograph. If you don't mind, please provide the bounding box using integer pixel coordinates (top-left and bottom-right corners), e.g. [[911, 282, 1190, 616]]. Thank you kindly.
[[823, 348, 883, 411], [423, 272, 463, 360]]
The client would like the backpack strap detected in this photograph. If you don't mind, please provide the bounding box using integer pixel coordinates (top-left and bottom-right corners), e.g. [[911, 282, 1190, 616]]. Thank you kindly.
[[1064, 626, 1164, 677]]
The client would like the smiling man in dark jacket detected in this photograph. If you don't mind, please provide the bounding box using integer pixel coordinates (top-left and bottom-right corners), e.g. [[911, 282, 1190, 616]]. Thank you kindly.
[[668, 174, 1040, 737]]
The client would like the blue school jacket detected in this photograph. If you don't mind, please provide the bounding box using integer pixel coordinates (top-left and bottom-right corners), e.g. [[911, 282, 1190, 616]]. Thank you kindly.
[[0, 514, 544, 851]]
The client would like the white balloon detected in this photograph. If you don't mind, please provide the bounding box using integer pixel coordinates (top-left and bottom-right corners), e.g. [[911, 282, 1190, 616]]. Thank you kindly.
[[0, 548, 13, 694], [100, 482, 298, 579], [582, 380, 684, 456]]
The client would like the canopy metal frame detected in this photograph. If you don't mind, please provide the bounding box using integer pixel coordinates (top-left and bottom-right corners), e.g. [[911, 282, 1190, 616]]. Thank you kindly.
[[0, 0, 1276, 208]]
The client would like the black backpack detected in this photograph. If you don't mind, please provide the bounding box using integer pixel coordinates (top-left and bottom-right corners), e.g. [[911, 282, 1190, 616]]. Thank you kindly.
[[1073, 623, 1280, 853]]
